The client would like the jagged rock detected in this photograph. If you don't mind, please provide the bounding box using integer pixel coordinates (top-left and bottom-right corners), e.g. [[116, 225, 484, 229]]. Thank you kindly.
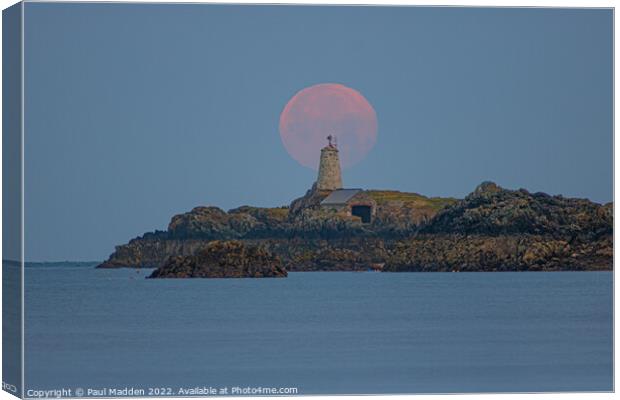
[[267, 237, 389, 271], [421, 182, 612, 239], [97, 237, 206, 268], [288, 183, 332, 217], [228, 205, 290, 238], [148, 240, 287, 278], [384, 234, 611, 272], [168, 206, 247, 239], [366, 190, 457, 235]]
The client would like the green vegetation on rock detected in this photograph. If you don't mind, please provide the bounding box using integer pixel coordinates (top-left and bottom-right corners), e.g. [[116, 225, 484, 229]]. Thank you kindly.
[[367, 190, 457, 211]]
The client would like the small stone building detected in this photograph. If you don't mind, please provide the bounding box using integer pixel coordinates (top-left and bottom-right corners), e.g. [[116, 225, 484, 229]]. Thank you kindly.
[[320, 189, 376, 223]]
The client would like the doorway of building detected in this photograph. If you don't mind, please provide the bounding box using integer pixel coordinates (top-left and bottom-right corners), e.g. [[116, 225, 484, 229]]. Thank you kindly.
[[351, 205, 372, 223]]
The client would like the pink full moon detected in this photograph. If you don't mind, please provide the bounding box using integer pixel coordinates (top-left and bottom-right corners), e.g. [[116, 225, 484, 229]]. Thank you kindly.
[[279, 83, 378, 170]]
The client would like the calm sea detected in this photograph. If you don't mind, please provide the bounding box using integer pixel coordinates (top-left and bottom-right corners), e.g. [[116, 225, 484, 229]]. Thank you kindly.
[[20, 264, 612, 395]]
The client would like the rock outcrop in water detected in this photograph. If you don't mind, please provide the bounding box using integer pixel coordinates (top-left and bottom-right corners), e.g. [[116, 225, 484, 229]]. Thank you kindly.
[[98, 182, 612, 273], [148, 240, 287, 279]]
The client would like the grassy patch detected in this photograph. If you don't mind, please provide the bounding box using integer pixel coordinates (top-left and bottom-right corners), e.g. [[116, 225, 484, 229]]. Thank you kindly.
[[266, 207, 289, 220], [367, 190, 458, 211]]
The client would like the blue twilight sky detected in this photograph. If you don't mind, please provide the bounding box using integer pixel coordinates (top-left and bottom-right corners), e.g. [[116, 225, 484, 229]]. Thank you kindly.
[[23, 4, 612, 261]]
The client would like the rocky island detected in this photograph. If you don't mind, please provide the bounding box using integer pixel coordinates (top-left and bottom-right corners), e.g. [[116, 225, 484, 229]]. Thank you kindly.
[[98, 140, 613, 275]]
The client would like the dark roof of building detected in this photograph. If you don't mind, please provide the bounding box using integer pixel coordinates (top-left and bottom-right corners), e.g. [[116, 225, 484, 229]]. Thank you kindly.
[[321, 189, 362, 205]]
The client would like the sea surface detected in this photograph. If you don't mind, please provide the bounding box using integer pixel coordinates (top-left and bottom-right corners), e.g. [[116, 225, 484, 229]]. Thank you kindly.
[[21, 263, 613, 395]]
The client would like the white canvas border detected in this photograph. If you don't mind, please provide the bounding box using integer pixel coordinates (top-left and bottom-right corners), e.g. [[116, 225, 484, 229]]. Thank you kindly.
[[0, 1, 615, 400]]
